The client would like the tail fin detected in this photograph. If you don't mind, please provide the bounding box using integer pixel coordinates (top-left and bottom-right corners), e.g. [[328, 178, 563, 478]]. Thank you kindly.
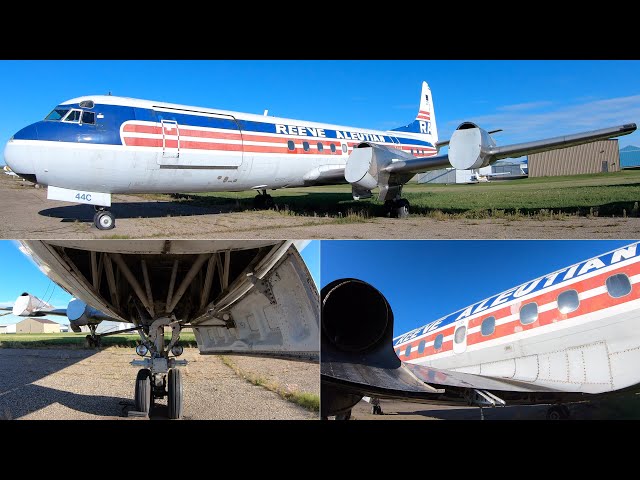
[[390, 81, 438, 146]]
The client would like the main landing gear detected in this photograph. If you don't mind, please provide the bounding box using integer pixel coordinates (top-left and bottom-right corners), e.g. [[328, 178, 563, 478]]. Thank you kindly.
[[384, 198, 410, 219], [131, 316, 187, 419], [93, 206, 115, 230], [84, 324, 102, 348], [253, 189, 275, 210], [547, 404, 571, 420]]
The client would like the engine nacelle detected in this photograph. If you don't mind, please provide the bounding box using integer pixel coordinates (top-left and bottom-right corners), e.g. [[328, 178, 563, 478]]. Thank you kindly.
[[344, 143, 414, 192], [66, 298, 112, 332], [12, 292, 53, 316], [449, 122, 497, 170], [322, 278, 393, 354]]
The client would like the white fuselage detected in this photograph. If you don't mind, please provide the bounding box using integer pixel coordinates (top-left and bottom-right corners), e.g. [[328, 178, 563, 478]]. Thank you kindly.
[[393, 243, 640, 394]]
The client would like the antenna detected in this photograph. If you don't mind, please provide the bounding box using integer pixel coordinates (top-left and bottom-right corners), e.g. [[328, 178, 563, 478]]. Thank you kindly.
[[263, 109, 269, 116], [108, 91, 112, 96]]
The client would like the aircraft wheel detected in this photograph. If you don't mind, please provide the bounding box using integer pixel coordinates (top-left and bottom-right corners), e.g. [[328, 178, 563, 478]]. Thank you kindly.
[[253, 194, 265, 209], [334, 409, 352, 420], [84, 335, 94, 348], [168, 368, 183, 419], [547, 405, 569, 420], [263, 195, 275, 209], [135, 369, 152, 414], [395, 199, 410, 219], [385, 199, 410, 219], [95, 211, 115, 230]]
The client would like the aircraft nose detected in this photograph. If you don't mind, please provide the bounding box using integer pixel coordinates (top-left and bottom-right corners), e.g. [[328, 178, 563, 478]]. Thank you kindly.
[[4, 123, 38, 183]]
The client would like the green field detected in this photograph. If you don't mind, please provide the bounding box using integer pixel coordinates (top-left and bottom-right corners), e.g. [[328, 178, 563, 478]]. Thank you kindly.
[[0, 332, 197, 349], [147, 170, 640, 219]]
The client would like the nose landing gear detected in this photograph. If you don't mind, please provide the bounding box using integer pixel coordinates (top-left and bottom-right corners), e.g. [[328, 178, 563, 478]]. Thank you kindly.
[[130, 316, 187, 419], [93, 206, 115, 230]]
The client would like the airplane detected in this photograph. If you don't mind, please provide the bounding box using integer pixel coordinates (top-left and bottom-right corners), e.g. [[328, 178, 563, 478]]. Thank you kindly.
[[3, 82, 636, 229], [2, 240, 319, 419], [321, 242, 640, 420], [469, 169, 511, 183], [1, 291, 134, 346]]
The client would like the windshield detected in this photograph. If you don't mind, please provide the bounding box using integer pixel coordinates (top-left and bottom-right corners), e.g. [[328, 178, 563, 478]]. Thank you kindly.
[[45, 108, 70, 121], [63, 110, 82, 123]]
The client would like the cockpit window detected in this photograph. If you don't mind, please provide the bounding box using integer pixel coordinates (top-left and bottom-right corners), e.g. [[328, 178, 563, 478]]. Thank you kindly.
[[45, 108, 70, 121], [79, 100, 95, 109], [81, 111, 95, 125], [63, 110, 82, 123]]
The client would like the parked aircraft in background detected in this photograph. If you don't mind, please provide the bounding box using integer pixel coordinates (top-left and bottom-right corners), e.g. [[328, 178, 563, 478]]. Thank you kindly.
[[3, 240, 319, 419], [322, 242, 640, 420], [4, 83, 635, 228]]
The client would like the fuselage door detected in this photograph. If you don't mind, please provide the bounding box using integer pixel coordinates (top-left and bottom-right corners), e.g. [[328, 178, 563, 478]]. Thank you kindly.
[[161, 119, 180, 158], [452, 318, 469, 355]]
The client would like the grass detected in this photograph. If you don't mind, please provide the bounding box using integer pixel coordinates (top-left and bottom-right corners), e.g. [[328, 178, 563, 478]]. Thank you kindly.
[[0, 332, 197, 349], [140, 170, 640, 221], [220, 355, 319, 413]]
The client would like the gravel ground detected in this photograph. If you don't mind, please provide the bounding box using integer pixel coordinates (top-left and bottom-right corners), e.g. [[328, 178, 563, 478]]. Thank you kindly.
[[2, 175, 639, 239], [0, 348, 318, 420]]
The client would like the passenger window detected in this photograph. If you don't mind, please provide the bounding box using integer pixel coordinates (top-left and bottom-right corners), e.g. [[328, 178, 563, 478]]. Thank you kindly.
[[454, 326, 466, 344], [557, 290, 579, 314], [330, 144, 336, 153], [520, 302, 538, 325], [45, 108, 70, 121], [342, 144, 347, 153], [418, 340, 426, 354], [481, 316, 495, 336], [317, 142, 323, 152], [434, 334, 443, 350], [63, 110, 82, 123], [81, 111, 95, 125], [287, 141, 295, 151], [606, 273, 632, 298], [405, 344, 411, 357], [411, 148, 414, 155], [303, 141, 310, 152]]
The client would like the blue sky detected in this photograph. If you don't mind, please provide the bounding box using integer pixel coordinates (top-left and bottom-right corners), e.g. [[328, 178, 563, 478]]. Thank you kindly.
[[0, 60, 638, 166], [320, 240, 635, 337], [0, 240, 320, 327]]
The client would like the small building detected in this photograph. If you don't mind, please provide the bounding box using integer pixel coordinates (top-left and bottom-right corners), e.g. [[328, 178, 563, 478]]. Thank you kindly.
[[16, 318, 61, 334], [620, 145, 640, 169], [528, 139, 619, 177], [0, 324, 17, 334]]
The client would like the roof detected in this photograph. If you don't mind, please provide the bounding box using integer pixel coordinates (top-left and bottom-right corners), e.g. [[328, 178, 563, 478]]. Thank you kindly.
[[22, 318, 59, 325]]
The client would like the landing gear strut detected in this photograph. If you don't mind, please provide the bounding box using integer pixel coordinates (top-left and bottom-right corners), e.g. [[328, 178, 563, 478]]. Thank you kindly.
[[253, 189, 275, 210], [547, 404, 571, 420], [384, 198, 410, 219], [131, 316, 187, 419], [84, 324, 102, 347], [93, 206, 115, 230]]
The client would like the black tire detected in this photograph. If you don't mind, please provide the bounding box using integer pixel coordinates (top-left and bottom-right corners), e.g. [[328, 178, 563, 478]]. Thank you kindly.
[[547, 405, 569, 420], [168, 368, 183, 420], [263, 195, 275, 209], [395, 199, 410, 219], [335, 409, 352, 420], [84, 335, 94, 348], [253, 194, 265, 209], [95, 211, 115, 230], [135, 368, 151, 414]]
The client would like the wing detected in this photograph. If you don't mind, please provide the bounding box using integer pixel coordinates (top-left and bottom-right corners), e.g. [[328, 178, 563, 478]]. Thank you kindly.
[[302, 164, 347, 185], [384, 123, 636, 175], [320, 278, 581, 418]]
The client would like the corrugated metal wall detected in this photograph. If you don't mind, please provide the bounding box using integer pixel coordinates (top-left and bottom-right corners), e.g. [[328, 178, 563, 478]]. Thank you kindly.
[[621, 146, 640, 168], [529, 140, 619, 177]]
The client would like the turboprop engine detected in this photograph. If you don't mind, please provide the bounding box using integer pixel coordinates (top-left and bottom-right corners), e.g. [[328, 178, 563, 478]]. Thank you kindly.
[[448, 122, 498, 170], [66, 298, 115, 333]]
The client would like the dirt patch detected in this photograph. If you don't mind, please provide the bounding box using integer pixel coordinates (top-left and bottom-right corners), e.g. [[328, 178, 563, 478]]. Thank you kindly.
[[2, 174, 639, 239]]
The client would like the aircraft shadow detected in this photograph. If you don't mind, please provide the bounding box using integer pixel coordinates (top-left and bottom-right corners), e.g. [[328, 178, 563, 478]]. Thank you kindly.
[[38, 188, 640, 222], [0, 348, 129, 420]]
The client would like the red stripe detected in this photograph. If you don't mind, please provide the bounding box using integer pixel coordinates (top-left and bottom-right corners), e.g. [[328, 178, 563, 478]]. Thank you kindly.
[[398, 261, 640, 360]]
